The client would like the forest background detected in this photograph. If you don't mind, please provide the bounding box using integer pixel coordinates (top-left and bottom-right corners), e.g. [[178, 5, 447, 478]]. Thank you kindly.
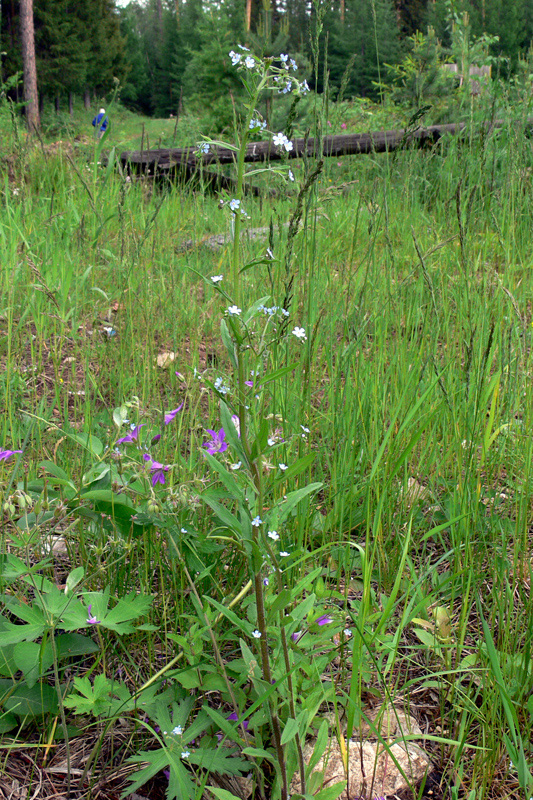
[[2, 0, 533, 135]]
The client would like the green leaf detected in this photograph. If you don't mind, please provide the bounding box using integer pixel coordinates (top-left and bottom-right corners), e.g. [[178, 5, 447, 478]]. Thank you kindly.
[[280, 717, 299, 745], [4, 682, 58, 717], [55, 633, 100, 660], [203, 452, 242, 500], [242, 746, 276, 761], [68, 433, 104, 458], [220, 320, 238, 369], [13, 641, 54, 688], [277, 483, 323, 525], [65, 566, 85, 594], [0, 711, 18, 733], [206, 788, 243, 800], [313, 782, 346, 800], [243, 296, 270, 325]]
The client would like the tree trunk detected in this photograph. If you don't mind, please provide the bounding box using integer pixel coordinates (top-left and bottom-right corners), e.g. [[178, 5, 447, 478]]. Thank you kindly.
[[19, 0, 40, 132], [55, 93, 60, 113], [84, 88, 91, 110]]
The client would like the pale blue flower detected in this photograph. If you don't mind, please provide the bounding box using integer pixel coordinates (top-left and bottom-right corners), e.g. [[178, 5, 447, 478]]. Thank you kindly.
[[198, 142, 210, 154], [245, 56, 255, 69], [172, 725, 183, 735], [267, 438, 276, 446], [267, 530, 279, 541], [227, 305, 242, 316], [229, 50, 241, 65], [230, 461, 242, 470], [251, 516, 262, 527], [181, 751, 190, 759], [229, 198, 241, 211], [252, 630, 261, 638]]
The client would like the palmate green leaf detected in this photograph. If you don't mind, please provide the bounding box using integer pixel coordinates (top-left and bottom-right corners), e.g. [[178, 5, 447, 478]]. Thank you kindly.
[[124, 748, 196, 800], [190, 745, 249, 775], [77, 590, 153, 634], [0, 619, 46, 645]]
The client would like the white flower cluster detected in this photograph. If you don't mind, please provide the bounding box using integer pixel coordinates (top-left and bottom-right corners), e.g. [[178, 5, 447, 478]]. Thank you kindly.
[[273, 132, 293, 152]]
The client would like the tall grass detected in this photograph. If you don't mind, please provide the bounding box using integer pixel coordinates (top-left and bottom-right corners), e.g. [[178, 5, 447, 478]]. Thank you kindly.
[[1, 86, 533, 798]]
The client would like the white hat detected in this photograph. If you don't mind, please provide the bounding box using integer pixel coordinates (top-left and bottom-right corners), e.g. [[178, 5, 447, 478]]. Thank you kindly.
[[99, 108, 105, 114]]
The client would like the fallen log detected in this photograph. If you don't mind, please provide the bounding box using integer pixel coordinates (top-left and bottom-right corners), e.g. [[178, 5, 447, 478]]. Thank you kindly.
[[120, 118, 532, 176]]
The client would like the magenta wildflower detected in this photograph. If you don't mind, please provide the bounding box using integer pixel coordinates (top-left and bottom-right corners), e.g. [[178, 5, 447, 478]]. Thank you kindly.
[[87, 605, 101, 625], [244, 380, 254, 387], [316, 614, 333, 626], [0, 449, 22, 462], [117, 424, 145, 444], [143, 453, 170, 486], [164, 402, 184, 425], [203, 429, 228, 455]]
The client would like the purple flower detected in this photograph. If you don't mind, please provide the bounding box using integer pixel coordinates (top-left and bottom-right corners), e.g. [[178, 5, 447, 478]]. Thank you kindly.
[[0, 449, 22, 463], [316, 614, 333, 626], [87, 605, 101, 625], [227, 712, 250, 731], [203, 429, 228, 455], [143, 453, 170, 486], [292, 631, 303, 642], [164, 402, 184, 425], [244, 380, 254, 387], [117, 424, 145, 445]]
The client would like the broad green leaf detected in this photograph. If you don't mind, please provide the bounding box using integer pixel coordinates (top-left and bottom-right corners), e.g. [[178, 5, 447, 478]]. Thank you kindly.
[[280, 716, 299, 745], [220, 319, 238, 369], [277, 483, 323, 525], [13, 641, 54, 688], [4, 682, 58, 717], [0, 711, 18, 733], [68, 433, 104, 458], [65, 566, 85, 594], [206, 788, 243, 800], [55, 633, 100, 660]]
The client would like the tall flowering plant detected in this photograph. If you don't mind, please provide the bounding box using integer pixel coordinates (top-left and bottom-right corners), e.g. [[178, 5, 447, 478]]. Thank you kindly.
[[190, 48, 343, 800]]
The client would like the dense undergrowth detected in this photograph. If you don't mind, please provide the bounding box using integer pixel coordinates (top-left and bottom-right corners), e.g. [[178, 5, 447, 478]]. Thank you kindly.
[[1, 52, 533, 800]]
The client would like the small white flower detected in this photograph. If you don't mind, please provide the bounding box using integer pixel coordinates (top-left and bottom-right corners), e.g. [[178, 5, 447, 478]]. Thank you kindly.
[[268, 530, 279, 541], [280, 53, 289, 62], [181, 528, 187, 533], [279, 463, 288, 471], [231, 461, 242, 470], [229, 198, 241, 211], [292, 326, 307, 340], [252, 629, 261, 638], [280, 551, 290, 557], [227, 305, 242, 316], [281, 308, 290, 317], [344, 628, 352, 637], [266, 248, 274, 259], [272, 132, 293, 152], [238, 44, 250, 50], [288, 169, 295, 181], [172, 725, 183, 735], [12, 188, 20, 196], [229, 50, 241, 65], [267, 437, 276, 446], [211, 274, 223, 283], [214, 377, 230, 394], [181, 750, 190, 759], [301, 79, 310, 94], [251, 515, 262, 527], [245, 56, 255, 69], [301, 425, 310, 433]]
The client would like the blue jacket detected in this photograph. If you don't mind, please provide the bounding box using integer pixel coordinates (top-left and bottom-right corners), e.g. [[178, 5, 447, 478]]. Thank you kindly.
[[92, 112, 108, 132]]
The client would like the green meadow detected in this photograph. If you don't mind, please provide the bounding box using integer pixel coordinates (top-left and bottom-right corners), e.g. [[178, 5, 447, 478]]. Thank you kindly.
[[2, 79, 533, 800]]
